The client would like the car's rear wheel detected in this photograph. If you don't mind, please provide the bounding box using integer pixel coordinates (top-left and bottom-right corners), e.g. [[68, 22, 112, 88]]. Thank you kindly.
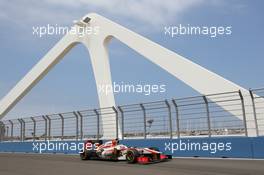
[[80, 150, 92, 160], [126, 149, 139, 163], [111, 148, 120, 161]]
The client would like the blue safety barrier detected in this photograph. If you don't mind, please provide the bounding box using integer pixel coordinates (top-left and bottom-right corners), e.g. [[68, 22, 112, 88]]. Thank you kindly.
[[0, 137, 263, 159]]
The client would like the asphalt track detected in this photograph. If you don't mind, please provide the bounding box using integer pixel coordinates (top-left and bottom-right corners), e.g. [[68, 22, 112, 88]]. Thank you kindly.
[[0, 153, 264, 175]]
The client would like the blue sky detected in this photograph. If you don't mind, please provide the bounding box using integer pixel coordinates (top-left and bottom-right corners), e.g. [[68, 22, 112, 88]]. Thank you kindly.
[[0, 0, 263, 119]]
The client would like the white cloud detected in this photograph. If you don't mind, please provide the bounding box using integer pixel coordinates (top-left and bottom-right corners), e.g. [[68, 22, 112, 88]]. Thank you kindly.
[[0, 0, 206, 28], [47, 0, 205, 26]]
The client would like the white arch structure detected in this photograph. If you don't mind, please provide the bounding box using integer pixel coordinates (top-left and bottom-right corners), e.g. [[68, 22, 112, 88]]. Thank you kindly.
[[0, 13, 260, 138]]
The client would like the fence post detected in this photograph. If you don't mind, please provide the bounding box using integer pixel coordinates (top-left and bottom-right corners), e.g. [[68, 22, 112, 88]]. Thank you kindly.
[[165, 100, 173, 139], [0, 122, 4, 142], [45, 115, 51, 140], [73, 112, 79, 140], [8, 120, 13, 141], [31, 117, 36, 141], [22, 119, 25, 141], [59, 114, 64, 140], [238, 90, 248, 137], [77, 111, 83, 140], [42, 115, 47, 141], [172, 99, 180, 138], [94, 109, 100, 140], [4, 125, 7, 141], [117, 106, 124, 140], [140, 104, 147, 139], [249, 89, 259, 136], [112, 107, 119, 139], [6, 126, 8, 141], [18, 119, 23, 141], [203, 96, 211, 137]]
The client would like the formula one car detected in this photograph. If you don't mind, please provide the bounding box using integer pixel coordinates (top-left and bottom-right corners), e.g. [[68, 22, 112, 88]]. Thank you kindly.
[[80, 139, 172, 164]]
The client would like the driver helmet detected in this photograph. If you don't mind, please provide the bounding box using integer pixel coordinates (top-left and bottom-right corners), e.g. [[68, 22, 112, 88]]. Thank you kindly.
[[111, 138, 119, 146]]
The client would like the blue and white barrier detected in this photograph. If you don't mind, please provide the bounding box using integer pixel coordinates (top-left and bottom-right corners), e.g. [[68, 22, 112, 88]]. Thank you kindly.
[[0, 137, 263, 159]]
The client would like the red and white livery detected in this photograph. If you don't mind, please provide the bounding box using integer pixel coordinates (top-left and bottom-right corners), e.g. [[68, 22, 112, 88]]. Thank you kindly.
[[80, 139, 172, 164]]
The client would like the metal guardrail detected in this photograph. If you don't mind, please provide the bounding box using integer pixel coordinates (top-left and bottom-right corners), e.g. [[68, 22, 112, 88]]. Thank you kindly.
[[0, 88, 263, 142], [250, 88, 264, 136]]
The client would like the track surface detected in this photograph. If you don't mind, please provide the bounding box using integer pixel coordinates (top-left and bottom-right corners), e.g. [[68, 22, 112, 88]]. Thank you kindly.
[[0, 153, 264, 175]]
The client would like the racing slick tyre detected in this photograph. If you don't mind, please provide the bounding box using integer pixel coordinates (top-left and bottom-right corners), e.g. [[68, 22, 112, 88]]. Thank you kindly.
[[112, 148, 120, 161], [80, 150, 93, 160], [126, 149, 139, 163]]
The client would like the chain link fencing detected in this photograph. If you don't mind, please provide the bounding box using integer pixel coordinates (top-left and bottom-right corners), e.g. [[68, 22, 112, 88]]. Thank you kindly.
[[0, 88, 263, 142]]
